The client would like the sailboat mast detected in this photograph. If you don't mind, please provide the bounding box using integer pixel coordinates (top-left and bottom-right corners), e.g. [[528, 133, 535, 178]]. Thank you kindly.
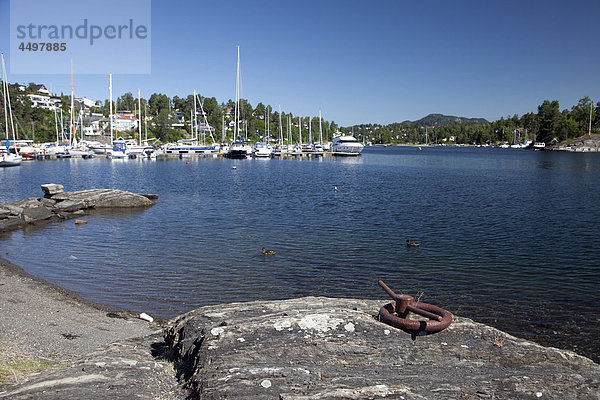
[[589, 101, 594, 137], [193, 89, 198, 143], [80, 110, 84, 142], [1, 54, 16, 142], [109, 73, 113, 145], [299, 116, 302, 144], [138, 89, 142, 145], [309, 117, 312, 144], [60, 109, 65, 143], [319, 110, 323, 144], [235, 45, 240, 141], [54, 108, 59, 145], [278, 104, 282, 146], [70, 57, 74, 146], [1, 54, 9, 142]]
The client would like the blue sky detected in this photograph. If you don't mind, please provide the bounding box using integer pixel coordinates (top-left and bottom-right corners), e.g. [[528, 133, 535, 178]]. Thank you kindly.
[[1, 0, 599, 125]]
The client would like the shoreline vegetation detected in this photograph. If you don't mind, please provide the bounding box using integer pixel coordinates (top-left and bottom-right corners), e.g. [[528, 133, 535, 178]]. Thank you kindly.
[[1, 80, 597, 148]]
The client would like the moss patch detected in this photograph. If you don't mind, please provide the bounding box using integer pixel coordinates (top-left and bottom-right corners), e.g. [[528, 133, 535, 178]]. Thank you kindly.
[[0, 343, 58, 383]]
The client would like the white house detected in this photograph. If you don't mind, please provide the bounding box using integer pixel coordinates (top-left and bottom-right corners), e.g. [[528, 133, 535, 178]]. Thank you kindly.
[[31, 84, 51, 95], [75, 97, 97, 109], [28, 94, 62, 110], [110, 113, 139, 132]]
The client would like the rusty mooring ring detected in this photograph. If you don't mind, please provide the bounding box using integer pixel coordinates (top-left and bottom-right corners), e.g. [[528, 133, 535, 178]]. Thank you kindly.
[[378, 280, 452, 334]]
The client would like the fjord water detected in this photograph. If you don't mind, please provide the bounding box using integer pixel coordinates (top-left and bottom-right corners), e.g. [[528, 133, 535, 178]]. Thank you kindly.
[[0, 146, 599, 362]]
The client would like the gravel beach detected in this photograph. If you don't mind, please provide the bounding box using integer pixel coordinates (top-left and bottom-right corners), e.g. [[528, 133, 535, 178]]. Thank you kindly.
[[0, 256, 182, 398]]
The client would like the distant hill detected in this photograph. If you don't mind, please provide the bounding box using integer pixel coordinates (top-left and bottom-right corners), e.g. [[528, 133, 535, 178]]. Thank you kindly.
[[404, 113, 489, 126]]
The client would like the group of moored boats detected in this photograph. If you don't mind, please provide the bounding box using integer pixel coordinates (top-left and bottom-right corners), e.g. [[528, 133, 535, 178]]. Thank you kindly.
[[0, 45, 365, 168], [0, 133, 365, 167]]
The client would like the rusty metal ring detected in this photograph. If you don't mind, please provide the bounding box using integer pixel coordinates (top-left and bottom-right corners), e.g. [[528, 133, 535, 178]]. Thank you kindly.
[[378, 280, 452, 334]]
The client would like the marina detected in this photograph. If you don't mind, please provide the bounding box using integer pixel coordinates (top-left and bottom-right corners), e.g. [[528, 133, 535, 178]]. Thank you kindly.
[[0, 145, 598, 363]]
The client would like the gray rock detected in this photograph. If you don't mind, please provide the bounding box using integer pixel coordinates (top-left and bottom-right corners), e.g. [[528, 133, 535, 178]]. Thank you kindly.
[[21, 205, 54, 222], [52, 189, 154, 208], [0, 216, 23, 231], [0, 187, 155, 233], [39, 197, 57, 207], [3, 204, 24, 216], [0, 333, 183, 399], [53, 200, 88, 212], [165, 297, 600, 400], [41, 183, 64, 196]]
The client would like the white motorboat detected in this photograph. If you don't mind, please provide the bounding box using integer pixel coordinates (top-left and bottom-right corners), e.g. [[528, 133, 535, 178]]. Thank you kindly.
[[110, 137, 130, 159], [330, 134, 364, 156], [0, 149, 22, 167], [164, 140, 220, 155], [89, 142, 112, 155], [141, 146, 158, 159], [226, 140, 252, 159], [253, 142, 273, 157]]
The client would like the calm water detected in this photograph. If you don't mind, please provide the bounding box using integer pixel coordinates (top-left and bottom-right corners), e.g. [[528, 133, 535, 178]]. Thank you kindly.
[[1, 146, 599, 362]]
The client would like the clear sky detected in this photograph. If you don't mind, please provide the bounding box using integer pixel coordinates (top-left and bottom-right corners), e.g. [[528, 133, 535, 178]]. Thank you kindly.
[[1, 0, 599, 126]]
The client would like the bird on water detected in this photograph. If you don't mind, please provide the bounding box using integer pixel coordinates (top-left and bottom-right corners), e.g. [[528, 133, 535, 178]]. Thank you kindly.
[[262, 247, 275, 256]]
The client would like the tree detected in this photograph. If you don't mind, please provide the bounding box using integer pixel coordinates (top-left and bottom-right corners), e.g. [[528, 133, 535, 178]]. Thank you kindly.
[[536, 100, 562, 143], [118, 92, 135, 112], [148, 93, 170, 116]]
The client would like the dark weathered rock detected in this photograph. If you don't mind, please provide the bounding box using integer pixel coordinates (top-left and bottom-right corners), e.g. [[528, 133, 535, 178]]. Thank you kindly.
[[165, 297, 600, 400], [21, 205, 54, 222], [38, 197, 57, 207], [0, 216, 23, 231]]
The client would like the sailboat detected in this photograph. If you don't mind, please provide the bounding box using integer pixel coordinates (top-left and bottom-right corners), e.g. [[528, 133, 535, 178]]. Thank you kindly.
[[226, 46, 252, 159], [313, 110, 325, 153], [106, 73, 130, 159], [0, 53, 22, 167]]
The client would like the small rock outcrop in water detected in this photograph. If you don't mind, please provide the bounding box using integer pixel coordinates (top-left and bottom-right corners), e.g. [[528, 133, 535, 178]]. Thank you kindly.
[[164, 297, 600, 399], [0, 184, 157, 233]]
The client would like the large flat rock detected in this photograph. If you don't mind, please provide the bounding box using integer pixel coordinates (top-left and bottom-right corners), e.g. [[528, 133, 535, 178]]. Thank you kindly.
[[165, 297, 600, 399], [50, 189, 155, 208], [0, 188, 156, 233]]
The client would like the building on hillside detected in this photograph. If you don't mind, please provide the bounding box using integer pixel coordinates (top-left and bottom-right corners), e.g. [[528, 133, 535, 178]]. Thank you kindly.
[[28, 94, 62, 110], [31, 84, 51, 95], [74, 97, 97, 110], [108, 113, 139, 132]]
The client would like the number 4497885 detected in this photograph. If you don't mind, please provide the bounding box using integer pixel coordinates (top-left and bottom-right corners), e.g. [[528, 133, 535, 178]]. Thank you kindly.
[[18, 43, 67, 51]]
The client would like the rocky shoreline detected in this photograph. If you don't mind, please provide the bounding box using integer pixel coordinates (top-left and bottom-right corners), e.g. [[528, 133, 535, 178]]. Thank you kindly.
[[0, 184, 156, 234], [1, 268, 598, 399], [1, 188, 599, 398]]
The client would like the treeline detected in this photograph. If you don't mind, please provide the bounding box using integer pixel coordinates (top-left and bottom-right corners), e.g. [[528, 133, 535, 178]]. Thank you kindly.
[[0, 82, 340, 144], [342, 97, 598, 145], [1, 81, 597, 146]]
